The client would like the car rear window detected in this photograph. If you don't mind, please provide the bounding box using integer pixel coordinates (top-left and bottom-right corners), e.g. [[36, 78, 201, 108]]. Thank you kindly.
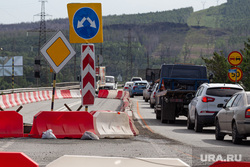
[[135, 83, 147, 86], [206, 87, 242, 97]]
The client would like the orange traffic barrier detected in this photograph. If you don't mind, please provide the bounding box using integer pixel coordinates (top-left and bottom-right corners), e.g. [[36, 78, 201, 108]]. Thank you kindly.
[[29, 111, 95, 139], [0, 111, 23, 138], [0, 152, 39, 167], [98, 89, 109, 98]]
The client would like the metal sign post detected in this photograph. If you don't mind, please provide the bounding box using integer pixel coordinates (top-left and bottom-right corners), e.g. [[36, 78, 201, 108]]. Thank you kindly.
[[51, 73, 56, 111]]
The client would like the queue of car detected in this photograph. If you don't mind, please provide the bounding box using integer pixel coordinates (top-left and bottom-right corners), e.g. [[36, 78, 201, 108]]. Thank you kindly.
[[123, 77, 149, 98], [139, 80, 249, 144]]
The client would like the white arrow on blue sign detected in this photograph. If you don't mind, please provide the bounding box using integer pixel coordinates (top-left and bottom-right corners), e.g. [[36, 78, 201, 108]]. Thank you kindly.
[[73, 7, 100, 40]]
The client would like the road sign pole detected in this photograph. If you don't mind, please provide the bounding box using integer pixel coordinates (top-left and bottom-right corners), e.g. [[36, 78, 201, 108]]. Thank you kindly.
[[235, 67, 237, 84], [51, 73, 56, 111], [12, 57, 14, 91]]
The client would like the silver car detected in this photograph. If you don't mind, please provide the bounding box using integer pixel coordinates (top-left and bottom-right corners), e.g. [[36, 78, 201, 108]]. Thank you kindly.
[[143, 84, 153, 102], [188, 83, 243, 132], [215, 91, 250, 144], [149, 83, 158, 108]]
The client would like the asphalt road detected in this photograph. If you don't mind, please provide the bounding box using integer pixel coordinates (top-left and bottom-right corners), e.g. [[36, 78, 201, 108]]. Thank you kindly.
[[132, 96, 250, 166], [2, 96, 250, 166], [2, 97, 192, 167]]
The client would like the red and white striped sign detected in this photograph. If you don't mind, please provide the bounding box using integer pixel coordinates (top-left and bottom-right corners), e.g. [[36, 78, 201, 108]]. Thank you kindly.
[[81, 44, 96, 105]]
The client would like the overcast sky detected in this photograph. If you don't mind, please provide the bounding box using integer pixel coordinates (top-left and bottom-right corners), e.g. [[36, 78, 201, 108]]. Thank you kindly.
[[0, 0, 227, 25]]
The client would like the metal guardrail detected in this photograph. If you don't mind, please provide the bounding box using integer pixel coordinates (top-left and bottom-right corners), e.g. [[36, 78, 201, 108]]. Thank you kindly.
[[0, 82, 80, 94]]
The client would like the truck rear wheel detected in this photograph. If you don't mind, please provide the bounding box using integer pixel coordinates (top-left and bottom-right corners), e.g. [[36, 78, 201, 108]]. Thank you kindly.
[[156, 110, 161, 120], [161, 99, 176, 124]]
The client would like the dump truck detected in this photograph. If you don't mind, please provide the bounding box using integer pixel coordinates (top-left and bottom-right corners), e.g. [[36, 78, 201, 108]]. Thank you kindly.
[[154, 64, 209, 123], [146, 68, 160, 83], [95, 66, 106, 93]]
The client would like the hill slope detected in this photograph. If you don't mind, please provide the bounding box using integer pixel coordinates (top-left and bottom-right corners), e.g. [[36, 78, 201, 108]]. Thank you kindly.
[[0, 1, 249, 88]]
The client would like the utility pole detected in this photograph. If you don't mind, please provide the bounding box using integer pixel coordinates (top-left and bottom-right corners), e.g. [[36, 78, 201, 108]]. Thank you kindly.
[[27, 0, 53, 86], [127, 29, 132, 80], [124, 29, 137, 80], [202, 1, 206, 9]]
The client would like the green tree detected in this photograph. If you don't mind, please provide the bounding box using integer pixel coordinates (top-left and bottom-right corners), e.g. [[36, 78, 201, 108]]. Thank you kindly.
[[240, 39, 250, 90], [202, 52, 231, 83]]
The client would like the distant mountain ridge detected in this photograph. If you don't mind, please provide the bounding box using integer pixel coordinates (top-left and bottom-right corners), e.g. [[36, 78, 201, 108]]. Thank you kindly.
[[0, 0, 249, 88]]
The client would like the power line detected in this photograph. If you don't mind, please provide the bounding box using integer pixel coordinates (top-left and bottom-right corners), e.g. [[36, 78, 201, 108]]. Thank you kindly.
[[27, 0, 55, 86]]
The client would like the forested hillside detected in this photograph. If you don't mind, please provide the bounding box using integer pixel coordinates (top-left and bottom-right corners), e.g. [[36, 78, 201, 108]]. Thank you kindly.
[[0, 0, 249, 89]]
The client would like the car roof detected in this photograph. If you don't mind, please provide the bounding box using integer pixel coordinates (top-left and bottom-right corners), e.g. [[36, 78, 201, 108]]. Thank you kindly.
[[133, 81, 148, 83], [125, 81, 133, 83], [202, 83, 243, 89]]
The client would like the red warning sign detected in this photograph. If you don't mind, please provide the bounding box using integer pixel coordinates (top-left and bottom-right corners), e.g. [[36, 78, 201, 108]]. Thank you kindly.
[[81, 44, 95, 105]]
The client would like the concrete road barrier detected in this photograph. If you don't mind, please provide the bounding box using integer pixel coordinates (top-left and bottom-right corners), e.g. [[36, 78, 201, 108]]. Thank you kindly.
[[46, 155, 189, 167], [92, 110, 135, 138]]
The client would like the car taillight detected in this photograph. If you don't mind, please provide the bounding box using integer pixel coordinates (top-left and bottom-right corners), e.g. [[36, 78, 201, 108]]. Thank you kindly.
[[153, 92, 156, 98], [245, 108, 250, 118], [202, 96, 215, 102], [133, 86, 137, 90]]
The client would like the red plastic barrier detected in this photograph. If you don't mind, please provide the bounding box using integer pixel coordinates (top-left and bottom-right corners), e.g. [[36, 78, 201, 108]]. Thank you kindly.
[[33, 91, 40, 102], [19, 93, 26, 104], [46, 90, 52, 100], [0, 111, 23, 138], [210, 161, 250, 167], [61, 90, 72, 98], [98, 89, 109, 98], [115, 90, 123, 99], [0, 152, 39, 167], [29, 111, 95, 139], [14, 93, 21, 106], [2, 95, 9, 108]]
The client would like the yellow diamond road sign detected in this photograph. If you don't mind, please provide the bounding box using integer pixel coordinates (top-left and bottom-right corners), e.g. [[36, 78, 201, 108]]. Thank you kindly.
[[67, 3, 103, 43], [40, 31, 76, 73]]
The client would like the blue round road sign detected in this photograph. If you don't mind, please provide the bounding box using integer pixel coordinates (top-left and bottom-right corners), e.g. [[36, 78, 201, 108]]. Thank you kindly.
[[73, 7, 100, 40]]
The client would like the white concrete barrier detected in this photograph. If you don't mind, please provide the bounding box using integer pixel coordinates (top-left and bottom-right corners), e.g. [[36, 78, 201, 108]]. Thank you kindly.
[[93, 111, 135, 138], [46, 155, 189, 167]]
